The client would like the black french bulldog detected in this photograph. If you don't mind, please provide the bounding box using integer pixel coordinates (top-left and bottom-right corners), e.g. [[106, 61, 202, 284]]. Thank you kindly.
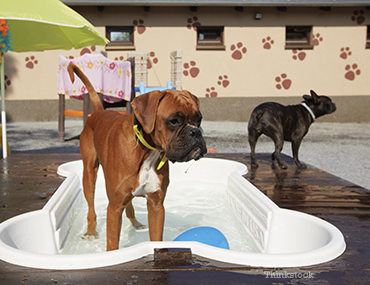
[[248, 90, 336, 169]]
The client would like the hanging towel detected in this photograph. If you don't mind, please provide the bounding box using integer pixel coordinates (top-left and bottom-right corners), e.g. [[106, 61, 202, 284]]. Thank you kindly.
[[57, 54, 131, 103]]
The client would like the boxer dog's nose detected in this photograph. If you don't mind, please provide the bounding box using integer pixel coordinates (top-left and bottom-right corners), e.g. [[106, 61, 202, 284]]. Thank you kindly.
[[189, 126, 202, 138]]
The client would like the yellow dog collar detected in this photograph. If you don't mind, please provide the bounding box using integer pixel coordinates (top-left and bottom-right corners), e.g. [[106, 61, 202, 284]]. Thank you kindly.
[[133, 124, 167, 170]]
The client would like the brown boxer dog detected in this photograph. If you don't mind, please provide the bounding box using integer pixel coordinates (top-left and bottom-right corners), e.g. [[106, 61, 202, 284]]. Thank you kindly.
[[67, 64, 207, 251]]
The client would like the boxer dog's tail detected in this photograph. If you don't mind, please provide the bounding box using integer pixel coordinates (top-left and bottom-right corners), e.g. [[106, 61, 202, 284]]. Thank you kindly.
[[67, 64, 104, 111]]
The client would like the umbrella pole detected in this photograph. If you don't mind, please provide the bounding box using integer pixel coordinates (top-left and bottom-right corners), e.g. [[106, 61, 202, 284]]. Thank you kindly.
[[1, 54, 7, 159]]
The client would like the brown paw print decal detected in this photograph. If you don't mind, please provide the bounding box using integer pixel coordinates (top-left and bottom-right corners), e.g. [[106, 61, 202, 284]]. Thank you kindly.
[[187, 17, 201, 30], [262, 37, 274, 50], [345, 64, 361, 81], [217, 75, 229, 88], [114, 56, 125, 61], [351, 10, 365, 25], [205, 87, 218, 98], [275, 73, 292, 90], [183, 61, 200, 78], [230, 42, 247, 60], [25, 56, 38, 69], [292, 49, 306, 61], [147, 51, 158, 69], [4, 75, 11, 90], [133, 19, 146, 34], [312, 33, 323, 46], [80, 46, 96, 56], [340, 47, 352, 59]]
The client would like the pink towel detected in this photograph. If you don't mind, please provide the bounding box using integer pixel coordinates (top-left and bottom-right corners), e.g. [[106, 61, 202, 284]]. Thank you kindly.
[[57, 54, 131, 103]]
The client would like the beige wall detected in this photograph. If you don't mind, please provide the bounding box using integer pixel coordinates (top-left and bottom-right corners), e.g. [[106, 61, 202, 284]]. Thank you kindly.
[[3, 6, 370, 102]]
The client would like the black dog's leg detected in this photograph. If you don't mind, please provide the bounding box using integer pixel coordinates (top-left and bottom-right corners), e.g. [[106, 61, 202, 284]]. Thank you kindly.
[[270, 133, 287, 169], [248, 128, 261, 168], [292, 139, 307, 169]]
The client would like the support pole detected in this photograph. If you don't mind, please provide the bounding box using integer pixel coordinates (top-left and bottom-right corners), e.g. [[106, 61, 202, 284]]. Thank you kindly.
[[1, 55, 7, 159]]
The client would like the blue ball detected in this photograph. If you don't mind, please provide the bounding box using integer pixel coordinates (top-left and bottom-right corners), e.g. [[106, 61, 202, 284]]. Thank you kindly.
[[174, 226, 229, 249]]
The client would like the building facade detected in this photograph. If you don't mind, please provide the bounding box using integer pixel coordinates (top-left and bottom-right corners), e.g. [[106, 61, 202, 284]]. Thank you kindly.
[[3, 1, 370, 122]]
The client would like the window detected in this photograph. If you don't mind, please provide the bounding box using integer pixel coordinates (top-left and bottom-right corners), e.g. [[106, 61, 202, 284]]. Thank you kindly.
[[196, 27, 225, 50], [366, 26, 370, 48], [106, 26, 134, 50], [285, 26, 313, 49]]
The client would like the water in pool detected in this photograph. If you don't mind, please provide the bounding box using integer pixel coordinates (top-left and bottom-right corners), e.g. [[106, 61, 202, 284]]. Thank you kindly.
[[60, 180, 260, 254]]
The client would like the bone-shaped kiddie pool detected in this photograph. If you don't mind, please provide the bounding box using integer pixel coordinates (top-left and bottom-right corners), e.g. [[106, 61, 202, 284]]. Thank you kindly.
[[0, 158, 345, 269]]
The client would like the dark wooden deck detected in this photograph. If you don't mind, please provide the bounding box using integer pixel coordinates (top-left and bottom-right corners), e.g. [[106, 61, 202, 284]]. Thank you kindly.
[[1, 153, 369, 284]]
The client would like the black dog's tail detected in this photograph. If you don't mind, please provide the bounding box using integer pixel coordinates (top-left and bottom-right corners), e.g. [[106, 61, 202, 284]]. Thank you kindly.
[[248, 108, 266, 134], [67, 64, 104, 112], [251, 109, 265, 123]]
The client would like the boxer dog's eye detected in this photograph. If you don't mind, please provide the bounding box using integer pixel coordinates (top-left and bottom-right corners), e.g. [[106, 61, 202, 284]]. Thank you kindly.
[[170, 118, 180, 126], [166, 116, 184, 129]]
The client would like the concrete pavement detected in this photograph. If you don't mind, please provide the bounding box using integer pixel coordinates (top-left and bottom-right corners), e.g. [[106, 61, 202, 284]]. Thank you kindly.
[[4, 120, 370, 190]]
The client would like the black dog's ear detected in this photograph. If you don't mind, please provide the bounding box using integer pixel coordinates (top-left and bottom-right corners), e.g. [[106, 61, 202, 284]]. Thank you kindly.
[[303, 90, 320, 104], [310, 90, 320, 104], [303, 95, 312, 102]]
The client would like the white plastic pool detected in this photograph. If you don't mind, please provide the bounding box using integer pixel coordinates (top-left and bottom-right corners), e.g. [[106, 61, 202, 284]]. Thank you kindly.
[[0, 158, 345, 269]]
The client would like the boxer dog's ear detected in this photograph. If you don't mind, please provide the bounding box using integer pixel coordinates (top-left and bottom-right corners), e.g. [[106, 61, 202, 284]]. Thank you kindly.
[[190, 92, 200, 109], [131, 90, 167, 134]]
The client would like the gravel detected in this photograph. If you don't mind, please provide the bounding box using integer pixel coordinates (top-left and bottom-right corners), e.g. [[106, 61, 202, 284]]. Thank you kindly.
[[4, 120, 370, 190]]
